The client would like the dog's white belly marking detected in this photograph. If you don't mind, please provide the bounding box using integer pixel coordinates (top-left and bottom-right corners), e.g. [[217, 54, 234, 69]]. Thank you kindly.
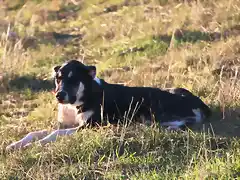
[[192, 108, 202, 122], [76, 110, 94, 127], [160, 109, 202, 129], [167, 126, 181, 130], [161, 120, 186, 127]]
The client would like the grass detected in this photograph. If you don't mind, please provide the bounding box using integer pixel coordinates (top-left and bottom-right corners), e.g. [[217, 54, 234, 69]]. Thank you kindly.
[[1, 0, 240, 179]]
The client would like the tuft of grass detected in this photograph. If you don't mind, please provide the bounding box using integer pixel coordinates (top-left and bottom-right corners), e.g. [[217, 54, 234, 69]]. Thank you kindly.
[[0, 125, 235, 179]]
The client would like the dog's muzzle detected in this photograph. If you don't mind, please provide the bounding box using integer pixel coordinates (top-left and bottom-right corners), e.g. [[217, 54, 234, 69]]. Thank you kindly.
[[56, 91, 68, 103]]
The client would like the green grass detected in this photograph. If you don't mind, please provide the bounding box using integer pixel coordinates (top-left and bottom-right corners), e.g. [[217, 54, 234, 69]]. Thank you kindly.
[[1, 0, 240, 179]]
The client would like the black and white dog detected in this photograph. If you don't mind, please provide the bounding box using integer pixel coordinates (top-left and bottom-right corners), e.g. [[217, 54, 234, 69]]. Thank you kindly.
[[6, 60, 211, 151], [52, 60, 211, 129]]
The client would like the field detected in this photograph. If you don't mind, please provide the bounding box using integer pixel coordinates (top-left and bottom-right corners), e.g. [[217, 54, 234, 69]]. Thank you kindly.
[[1, 0, 240, 179]]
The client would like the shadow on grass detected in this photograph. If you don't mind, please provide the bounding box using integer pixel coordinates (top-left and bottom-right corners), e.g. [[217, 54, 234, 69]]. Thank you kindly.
[[157, 25, 240, 44], [19, 31, 83, 51], [7, 75, 53, 92], [119, 25, 240, 56], [191, 105, 240, 139]]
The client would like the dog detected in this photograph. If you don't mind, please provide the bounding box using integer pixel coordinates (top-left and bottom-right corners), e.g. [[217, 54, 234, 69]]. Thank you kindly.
[[6, 60, 211, 151], [52, 60, 211, 128]]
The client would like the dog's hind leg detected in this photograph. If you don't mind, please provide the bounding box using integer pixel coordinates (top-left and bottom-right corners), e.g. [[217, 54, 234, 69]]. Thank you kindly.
[[166, 126, 182, 130], [161, 120, 186, 128], [6, 130, 49, 151], [160, 109, 204, 130]]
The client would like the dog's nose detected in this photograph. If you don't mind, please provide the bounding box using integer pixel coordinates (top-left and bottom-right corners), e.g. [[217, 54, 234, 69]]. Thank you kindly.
[[56, 91, 67, 102]]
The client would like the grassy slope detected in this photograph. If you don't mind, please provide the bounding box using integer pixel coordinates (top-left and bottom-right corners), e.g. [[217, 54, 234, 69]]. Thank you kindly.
[[1, 0, 240, 179]]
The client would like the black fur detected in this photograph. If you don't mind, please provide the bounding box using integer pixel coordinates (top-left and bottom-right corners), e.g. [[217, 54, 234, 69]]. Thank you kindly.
[[95, 79, 211, 125]]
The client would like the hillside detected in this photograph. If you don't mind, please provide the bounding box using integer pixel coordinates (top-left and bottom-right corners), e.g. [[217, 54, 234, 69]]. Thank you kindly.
[[1, 0, 240, 179]]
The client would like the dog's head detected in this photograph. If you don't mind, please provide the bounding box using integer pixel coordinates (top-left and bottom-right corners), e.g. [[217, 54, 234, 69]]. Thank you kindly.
[[52, 60, 97, 105]]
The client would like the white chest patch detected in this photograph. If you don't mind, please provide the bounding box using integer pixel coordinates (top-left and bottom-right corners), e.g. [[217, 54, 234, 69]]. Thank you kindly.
[[76, 110, 94, 127], [192, 108, 202, 122], [57, 104, 94, 127], [58, 104, 78, 125]]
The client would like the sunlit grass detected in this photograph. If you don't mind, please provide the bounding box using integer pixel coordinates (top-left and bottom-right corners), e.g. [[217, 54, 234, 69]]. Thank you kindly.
[[1, 0, 240, 179]]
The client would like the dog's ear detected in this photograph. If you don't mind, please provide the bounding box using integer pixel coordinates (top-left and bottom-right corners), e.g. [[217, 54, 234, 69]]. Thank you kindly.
[[88, 65, 96, 78], [51, 65, 61, 78], [53, 65, 61, 72]]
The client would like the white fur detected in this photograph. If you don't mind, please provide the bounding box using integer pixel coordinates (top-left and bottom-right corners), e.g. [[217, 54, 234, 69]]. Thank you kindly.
[[94, 77, 101, 85], [72, 82, 85, 106], [58, 71, 62, 77], [52, 68, 57, 78], [76, 110, 94, 127], [6, 130, 48, 150], [36, 127, 80, 146], [167, 126, 181, 130], [58, 104, 78, 125], [160, 109, 202, 129], [54, 80, 58, 90], [58, 103, 93, 127], [68, 71, 73, 78], [192, 108, 202, 123], [60, 62, 68, 69], [161, 120, 186, 127]]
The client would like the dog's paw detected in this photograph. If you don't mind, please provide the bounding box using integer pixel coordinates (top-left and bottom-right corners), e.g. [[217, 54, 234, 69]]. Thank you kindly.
[[5, 145, 13, 152], [6, 141, 26, 152], [23, 143, 33, 149], [166, 126, 182, 131], [6, 143, 19, 152]]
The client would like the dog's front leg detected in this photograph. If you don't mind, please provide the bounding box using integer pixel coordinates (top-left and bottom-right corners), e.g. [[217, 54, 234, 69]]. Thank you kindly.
[[36, 110, 94, 146], [6, 130, 49, 151], [26, 110, 95, 147], [35, 126, 80, 146]]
